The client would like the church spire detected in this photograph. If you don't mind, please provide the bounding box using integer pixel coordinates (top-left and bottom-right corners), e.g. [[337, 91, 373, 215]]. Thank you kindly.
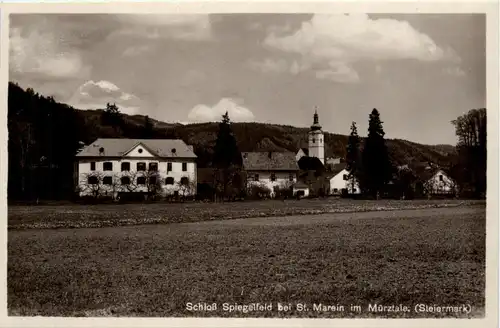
[[311, 107, 322, 131]]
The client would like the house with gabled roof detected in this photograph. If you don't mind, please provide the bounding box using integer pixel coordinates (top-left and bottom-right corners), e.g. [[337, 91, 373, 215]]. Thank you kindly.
[[328, 162, 361, 196], [75, 138, 197, 199], [242, 151, 299, 196], [418, 166, 457, 196]]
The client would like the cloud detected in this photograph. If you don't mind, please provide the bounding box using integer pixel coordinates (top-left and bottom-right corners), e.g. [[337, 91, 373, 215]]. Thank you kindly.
[[444, 66, 466, 77], [261, 14, 461, 82], [247, 58, 289, 73], [187, 98, 255, 122], [315, 63, 360, 83], [68, 80, 142, 115], [110, 14, 212, 41], [10, 26, 90, 79], [122, 44, 152, 57]]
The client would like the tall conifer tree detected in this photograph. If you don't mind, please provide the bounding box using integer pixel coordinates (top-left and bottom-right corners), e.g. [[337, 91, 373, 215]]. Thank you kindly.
[[346, 121, 361, 194], [360, 108, 393, 198]]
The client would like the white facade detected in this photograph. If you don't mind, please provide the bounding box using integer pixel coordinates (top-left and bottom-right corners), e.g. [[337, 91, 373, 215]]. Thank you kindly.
[[293, 185, 310, 198], [329, 169, 361, 195], [77, 143, 196, 198], [246, 171, 296, 196], [424, 169, 457, 195], [296, 149, 307, 162], [308, 130, 325, 164]]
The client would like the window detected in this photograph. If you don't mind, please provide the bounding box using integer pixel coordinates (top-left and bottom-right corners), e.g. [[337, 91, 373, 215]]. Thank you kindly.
[[121, 162, 130, 171], [121, 176, 130, 185], [312, 138, 315, 143], [137, 162, 146, 171], [343, 174, 348, 181], [353, 188, 357, 193], [180, 177, 189, 185], [254, 174, 260, 182], [182, 163, 187, 172], [149, 162, 158, 171], [149, 176, 157, 185], [138, 148, 143, 154], [167, 162, 172, 172], [103, 162, 113, 171], [439, 175, 443, 182], [271, 173, 276, 182], [137, 177, 146, 185], [103, 176, 113, 185], [165, 177, 174, 185], [88, 176, 98, 185], [90, 162, 96, 171], [333, 188, 338, 193], [289, 173, 294, 182]]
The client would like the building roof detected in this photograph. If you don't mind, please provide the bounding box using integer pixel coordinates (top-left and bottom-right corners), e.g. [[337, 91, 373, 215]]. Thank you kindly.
[[242, 151, 299, 171], [298, 156, 325, 171], [76, 138, 197, 158], [297, 148, 309, 156], [293, 181, 309, 189], [329, 162, 347, 177]]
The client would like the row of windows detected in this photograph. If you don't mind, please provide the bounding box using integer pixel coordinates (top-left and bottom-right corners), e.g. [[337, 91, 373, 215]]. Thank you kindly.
[[311, 138, 323, 144], [90, 161, 187, 172], [87, 176, 190, 186], [252, 173, 295, 182]]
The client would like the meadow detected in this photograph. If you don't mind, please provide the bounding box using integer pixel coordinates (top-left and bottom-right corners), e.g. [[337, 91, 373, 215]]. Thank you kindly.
[[8, 204, 485, 318], [8, 198, 485, 230]]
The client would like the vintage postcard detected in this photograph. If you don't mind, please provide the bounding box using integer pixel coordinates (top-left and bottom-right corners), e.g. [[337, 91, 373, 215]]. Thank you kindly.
[[1, 1, 498, 328]]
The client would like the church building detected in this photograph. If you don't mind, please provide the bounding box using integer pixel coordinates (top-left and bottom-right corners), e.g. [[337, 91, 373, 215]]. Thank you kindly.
[[296, 109, 325, 165]]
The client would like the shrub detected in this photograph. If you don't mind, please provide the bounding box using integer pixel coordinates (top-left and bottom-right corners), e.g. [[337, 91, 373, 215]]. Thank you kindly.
[[247, 184, 271, 200]]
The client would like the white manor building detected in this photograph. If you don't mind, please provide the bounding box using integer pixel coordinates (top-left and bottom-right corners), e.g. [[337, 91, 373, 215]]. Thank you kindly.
[[75, 138, 197, 198]]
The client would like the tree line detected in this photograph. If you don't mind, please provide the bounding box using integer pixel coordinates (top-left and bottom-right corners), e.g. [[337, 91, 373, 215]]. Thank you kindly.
[[344, 108, 487, 199], [7, 82, 485, 201]]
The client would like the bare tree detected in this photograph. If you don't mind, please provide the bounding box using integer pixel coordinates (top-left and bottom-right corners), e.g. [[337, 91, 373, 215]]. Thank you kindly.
[[177, 177, 196, 200], [144, 170, 164, 200], [79, 171, 106, 198]]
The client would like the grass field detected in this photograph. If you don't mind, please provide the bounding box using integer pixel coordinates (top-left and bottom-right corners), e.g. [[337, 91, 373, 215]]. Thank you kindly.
[[8, 198, 485, 230], [8, 205, 485, 318]]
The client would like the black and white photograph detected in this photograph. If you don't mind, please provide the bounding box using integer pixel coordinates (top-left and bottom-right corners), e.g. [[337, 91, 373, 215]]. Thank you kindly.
[[3, 3, 498, 327]]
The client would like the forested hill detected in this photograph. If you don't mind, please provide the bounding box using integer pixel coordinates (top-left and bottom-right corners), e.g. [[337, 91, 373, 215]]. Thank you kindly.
[[8, 82, 457, 173]]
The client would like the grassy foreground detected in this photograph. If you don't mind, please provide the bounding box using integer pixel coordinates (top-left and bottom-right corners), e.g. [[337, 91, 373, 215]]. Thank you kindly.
[[8, 198, 485, 230], [8, 206, 485, 318]]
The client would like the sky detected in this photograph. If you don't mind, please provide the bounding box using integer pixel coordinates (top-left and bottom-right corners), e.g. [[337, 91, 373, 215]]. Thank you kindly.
[[9, 13, 486, 145]]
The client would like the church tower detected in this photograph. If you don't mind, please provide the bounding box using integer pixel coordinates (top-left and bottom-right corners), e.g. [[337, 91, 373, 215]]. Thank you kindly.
[[308, 108, 325, 164]]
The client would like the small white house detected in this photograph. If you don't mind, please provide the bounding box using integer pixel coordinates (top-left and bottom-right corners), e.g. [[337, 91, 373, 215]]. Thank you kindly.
[[242, 151, 299, 197], [75, 138, 197, 198], [328, 163, 361, 196], [423, 168, 457, 195], [292, 182, 310, 198]]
